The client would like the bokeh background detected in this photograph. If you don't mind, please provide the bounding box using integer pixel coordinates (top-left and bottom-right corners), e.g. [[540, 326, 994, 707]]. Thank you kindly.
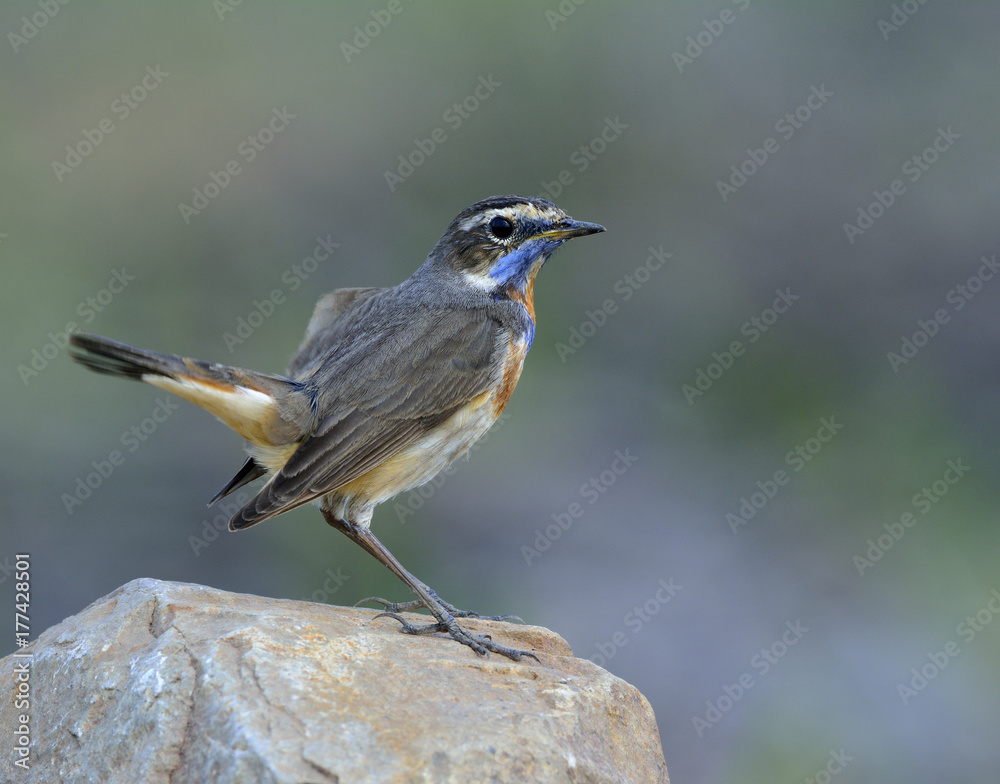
[[3, 2, 999, 781]]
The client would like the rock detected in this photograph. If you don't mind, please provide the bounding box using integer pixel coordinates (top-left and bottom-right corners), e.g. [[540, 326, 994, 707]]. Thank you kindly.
[[1, 578, 669, 783]]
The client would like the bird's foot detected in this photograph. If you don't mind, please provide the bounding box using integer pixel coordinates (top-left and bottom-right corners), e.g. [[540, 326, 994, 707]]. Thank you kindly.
[[375, 611, 538, 662], [356, 591, 521, 623]]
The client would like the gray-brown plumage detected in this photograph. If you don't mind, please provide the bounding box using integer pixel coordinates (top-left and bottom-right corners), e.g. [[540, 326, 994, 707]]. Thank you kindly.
[[69, 195, 604, 660]]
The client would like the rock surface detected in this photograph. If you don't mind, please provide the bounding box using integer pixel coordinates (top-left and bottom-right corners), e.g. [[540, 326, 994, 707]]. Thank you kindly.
[[1, 578, 668, 783]]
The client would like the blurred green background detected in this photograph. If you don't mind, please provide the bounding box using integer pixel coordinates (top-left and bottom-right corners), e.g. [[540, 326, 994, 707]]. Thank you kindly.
[[2, 2, 999, 781]]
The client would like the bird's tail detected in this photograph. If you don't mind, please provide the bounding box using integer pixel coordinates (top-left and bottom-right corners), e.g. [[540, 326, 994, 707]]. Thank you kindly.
[[69, 332, 307, 448]]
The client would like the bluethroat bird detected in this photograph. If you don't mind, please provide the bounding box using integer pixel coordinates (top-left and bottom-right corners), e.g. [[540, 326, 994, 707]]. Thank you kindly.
[[69, 195, 604, 661]]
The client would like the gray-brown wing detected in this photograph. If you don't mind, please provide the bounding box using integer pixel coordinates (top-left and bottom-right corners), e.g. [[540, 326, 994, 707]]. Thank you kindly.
[[232, 307, 501, 529], [286, 287, 385, 380]]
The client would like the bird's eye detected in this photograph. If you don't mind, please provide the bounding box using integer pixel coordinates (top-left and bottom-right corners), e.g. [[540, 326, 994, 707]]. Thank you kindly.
[[489, 216, 514, 240]]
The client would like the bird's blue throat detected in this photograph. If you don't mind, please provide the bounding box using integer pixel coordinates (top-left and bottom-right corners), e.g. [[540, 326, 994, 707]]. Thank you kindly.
[[488, 239, 561, 349]]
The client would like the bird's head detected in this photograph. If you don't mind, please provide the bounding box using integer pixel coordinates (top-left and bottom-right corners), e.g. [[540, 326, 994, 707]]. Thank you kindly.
[[429, 195, 605, 307]]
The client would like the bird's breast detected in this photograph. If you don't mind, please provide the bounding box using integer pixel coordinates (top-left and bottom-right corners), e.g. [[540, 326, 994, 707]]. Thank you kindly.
[[492, 336, 530, 417]]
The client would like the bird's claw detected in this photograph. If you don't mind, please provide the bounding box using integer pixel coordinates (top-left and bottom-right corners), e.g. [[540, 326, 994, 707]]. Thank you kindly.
[[372, 611, 445, 635], [374, 611, 538, 662]]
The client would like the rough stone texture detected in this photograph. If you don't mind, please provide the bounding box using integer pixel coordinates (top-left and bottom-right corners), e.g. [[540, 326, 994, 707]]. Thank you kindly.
[[1, 578, 668, 783]]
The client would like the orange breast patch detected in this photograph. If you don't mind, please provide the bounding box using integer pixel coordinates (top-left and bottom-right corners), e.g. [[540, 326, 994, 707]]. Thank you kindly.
[[493, 339, 529, 416], [506, 277, 536, 323]]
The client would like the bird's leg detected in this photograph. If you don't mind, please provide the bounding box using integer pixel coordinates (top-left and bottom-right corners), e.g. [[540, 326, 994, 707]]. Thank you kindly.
[[322, 510, 536, 662]]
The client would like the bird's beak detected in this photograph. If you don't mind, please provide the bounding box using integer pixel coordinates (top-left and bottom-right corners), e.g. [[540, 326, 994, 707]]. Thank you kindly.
[[535, 218, 607, 241]]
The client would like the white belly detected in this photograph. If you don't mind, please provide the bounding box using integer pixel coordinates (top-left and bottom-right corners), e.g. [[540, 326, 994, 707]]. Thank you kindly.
[[321, 390, 499, 526]]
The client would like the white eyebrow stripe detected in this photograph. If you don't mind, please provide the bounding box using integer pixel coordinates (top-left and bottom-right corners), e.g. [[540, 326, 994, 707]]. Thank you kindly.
[[455, 203, 560, 234]]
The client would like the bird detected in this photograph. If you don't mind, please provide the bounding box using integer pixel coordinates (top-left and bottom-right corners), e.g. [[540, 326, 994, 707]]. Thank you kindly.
[[69, 195, 605, 661]]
